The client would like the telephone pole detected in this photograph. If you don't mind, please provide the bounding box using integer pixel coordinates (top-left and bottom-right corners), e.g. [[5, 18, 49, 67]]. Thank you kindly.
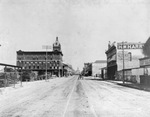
[[42, 45, 51, 81], [122, 41, 125, 84]]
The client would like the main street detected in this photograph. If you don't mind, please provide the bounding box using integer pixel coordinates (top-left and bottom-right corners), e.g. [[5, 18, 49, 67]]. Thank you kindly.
[[1, 76, 150, 117]]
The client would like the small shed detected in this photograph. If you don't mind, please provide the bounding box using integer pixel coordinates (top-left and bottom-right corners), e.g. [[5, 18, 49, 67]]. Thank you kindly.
[[139, 57, 150, 86]]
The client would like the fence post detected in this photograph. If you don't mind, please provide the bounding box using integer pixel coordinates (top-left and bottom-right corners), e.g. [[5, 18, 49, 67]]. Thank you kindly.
[[7, 73, 9, 87], [20, 70, 22, 87], [6, 73, 8, 87], [12, 72, 15, 88], [4, 73, 6, 88]]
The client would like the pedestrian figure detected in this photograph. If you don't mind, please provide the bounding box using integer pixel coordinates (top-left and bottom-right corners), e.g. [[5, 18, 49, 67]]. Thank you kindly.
[[81, 74, 83, 80], [78, 74, 84, 80], [78, 74, 81, 80]]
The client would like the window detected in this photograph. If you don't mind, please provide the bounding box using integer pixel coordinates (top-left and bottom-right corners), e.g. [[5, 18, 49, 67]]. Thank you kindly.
[[17, 57, 21, 60]]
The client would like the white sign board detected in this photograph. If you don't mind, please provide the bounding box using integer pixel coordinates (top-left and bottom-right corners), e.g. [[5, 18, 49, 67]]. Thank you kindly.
[[42, 45, 52, 50], [117, 42, 144, 50]]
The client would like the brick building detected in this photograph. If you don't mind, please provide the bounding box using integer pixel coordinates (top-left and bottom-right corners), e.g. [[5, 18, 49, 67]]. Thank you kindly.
[[105, 43, 117, 80], [16, 37, 64, 77]]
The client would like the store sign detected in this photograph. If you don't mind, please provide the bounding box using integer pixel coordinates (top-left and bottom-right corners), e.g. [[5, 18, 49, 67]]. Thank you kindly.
[[117, 42, 144, 49], [140, 58, 150, 67]]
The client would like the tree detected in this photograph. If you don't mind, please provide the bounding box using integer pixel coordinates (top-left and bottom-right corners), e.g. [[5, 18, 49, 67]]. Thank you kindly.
[[143, 37, 150, 57], [22, 71, 31, 81]]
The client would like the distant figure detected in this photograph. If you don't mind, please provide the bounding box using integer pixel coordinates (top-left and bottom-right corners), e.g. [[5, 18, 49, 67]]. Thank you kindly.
[[78, 74, 83, 80], [78, 74, 81, 80]]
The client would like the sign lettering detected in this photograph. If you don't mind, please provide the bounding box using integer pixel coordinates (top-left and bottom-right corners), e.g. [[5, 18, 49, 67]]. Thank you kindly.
[[117, 43, 144, 49]]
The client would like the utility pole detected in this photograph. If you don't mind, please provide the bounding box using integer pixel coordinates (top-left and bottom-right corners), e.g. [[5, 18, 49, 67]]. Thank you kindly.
[[122, 41, 125, 84], [42, 45, 51, 81], [20, 68, 22, 87], [59, 65, 60, 77]]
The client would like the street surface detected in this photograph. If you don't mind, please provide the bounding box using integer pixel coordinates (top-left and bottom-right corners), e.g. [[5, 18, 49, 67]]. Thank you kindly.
[[1, 76, 150, 117]]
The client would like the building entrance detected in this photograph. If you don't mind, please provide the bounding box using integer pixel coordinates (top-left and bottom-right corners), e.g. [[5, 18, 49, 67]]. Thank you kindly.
[[107, 65, 117, 80]]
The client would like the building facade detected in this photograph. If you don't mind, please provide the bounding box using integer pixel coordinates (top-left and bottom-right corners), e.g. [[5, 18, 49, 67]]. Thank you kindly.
[[92, 60, 107, 77], [101, 67, 107, 79], [105, 42, 144, 80], [16, 37, 63, 77], [63, 63, 75, 76], [105, 44, 117, 80]]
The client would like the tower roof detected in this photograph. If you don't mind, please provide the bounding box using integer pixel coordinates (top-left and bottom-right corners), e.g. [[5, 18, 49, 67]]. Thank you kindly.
[[53, 37, 61, 52], [53, 37, 60, 47]]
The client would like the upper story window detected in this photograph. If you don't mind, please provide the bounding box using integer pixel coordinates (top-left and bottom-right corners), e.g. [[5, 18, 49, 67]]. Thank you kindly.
[[17, 55, 23, 60]]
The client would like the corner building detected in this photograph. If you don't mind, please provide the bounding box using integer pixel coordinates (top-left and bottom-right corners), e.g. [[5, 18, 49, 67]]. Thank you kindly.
[[16, 37, 64, 77], [105, 42, 144, 81]]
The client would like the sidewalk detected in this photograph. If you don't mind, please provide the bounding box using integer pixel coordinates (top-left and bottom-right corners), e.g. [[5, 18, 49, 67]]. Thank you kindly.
[[107, 80, 150, 92]]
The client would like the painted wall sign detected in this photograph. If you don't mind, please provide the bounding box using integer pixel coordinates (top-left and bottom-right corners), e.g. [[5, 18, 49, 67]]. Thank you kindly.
[[117, 51, 131, 61], [117, 42, 144, 49]]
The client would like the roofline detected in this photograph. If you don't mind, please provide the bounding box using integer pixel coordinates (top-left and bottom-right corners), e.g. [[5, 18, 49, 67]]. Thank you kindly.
[[17, 50, 63, 56], [105, 45, 116, 54], [17, 50, 53, 53], [0, 63, 22, 68], [139, 57, 150, 60], [94, 60, 107, 63]]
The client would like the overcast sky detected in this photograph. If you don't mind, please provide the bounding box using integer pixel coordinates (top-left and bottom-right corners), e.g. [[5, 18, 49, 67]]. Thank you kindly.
[[0, 0, 150, 70]]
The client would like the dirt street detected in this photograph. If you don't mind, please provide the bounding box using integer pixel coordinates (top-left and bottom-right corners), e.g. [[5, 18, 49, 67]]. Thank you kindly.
[[1, 76, 150, 117]]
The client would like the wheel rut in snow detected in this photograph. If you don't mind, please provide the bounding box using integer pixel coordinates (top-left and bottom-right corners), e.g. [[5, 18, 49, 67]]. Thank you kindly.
[[64, 80, 96, 117]]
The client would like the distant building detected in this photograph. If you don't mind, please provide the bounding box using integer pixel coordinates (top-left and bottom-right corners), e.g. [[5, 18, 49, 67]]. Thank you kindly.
[[75, 67, 80, 75], [16, 37, 64, 77], [101, 67, 107, 79], [83, 63, 92, 76], [92, 60, 107, 77], [63, 63, 75, 76]]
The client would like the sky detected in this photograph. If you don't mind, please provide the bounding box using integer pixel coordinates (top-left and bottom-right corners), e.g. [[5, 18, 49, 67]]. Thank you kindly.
[[0, 0, 150, 70]]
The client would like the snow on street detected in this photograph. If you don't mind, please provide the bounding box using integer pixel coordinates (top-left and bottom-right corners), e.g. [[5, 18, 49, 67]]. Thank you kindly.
[[1, 76, 150, 117]]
